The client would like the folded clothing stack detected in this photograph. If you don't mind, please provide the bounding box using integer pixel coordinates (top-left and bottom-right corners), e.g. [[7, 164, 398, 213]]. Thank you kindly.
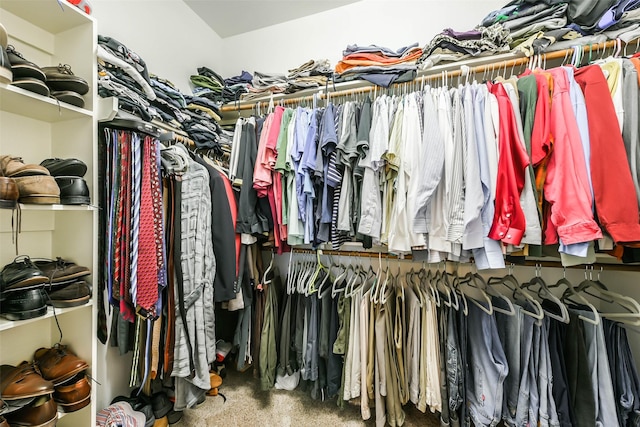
[[286, 59, 332, 93], [240, 71, 289, 100], [419, 24, 512, 69], [223, 70, 253, 102], [335, 43, 422, 87], [190, 66, 225, 103]]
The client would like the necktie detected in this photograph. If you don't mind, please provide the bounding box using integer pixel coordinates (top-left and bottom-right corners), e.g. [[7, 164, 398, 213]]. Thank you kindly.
[[135, 136, 159, 314]]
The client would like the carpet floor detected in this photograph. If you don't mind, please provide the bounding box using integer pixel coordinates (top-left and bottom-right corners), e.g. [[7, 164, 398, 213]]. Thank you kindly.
[[174, 368, 441, 427]]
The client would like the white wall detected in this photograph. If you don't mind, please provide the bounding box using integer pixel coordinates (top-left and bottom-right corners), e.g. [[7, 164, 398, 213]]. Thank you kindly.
[[91, 0, 222, 93], [218, 0, 507, 78]]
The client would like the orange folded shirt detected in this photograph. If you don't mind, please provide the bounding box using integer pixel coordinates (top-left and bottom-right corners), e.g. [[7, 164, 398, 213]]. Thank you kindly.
[[335, 48, 422, 74]]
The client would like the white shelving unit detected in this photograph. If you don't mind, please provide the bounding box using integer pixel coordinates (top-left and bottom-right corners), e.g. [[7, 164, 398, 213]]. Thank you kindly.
[[0, 1, 97, 426]]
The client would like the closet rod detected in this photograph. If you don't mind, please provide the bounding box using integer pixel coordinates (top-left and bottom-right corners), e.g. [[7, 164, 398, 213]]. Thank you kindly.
[[288, 248, 412, 261], [220, 39, 626, 113], [283, 249, 640, 272]]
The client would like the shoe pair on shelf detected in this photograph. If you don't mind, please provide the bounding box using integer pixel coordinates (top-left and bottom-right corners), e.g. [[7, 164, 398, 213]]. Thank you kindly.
[[0, 256, 92, 321], [0, 155, 90, 206], [0, 344, 91, 426], [0, 22, 89, 108]]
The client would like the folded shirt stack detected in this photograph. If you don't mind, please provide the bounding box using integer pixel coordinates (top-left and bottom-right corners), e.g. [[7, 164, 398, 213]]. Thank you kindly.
[[190, 66, 226, 103], [241, 71, 289, 100], [223, 70, 252, 103], [334, 43, 422, 87], [418, 23, 511, 69], [286, 59, 332, 93]]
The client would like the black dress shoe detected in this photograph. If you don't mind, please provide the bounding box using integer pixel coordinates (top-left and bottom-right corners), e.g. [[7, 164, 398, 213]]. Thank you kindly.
[[46, 280, 91, 308], [5, 45, 46, 82], [0, 256, 49, 292], [40, 158, 87, 178], [50, 90, 85, 108], [0, 288, 47, 320], [41, 64, 88, 95], [54, 176, 90, 205]]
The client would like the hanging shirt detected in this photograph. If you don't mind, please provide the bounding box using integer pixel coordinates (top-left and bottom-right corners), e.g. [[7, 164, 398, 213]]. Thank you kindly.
[[472, 83, 505, 270], [487, 82, 530, 246]]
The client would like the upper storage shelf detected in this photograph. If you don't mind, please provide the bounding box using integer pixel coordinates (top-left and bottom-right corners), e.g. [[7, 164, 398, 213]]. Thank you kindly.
[[1, 0, 94, 33], [0, 82, 92, 121]]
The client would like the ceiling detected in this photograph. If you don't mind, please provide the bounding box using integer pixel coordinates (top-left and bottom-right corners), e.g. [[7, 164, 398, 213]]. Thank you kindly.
[[184, 0, 361, 38]]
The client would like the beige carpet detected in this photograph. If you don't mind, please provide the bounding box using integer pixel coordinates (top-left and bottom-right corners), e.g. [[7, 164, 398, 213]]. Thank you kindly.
[[174, 368, 441, 427]]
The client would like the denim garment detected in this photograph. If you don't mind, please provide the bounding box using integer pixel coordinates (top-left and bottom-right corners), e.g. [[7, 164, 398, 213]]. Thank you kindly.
[[538, 318, 560, 427], [515, 309, 537, 427], [466, 303, 508, 426]]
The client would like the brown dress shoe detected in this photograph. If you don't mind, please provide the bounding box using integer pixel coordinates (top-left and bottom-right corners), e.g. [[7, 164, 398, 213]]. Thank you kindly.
[[0, 156, 49, 177], [0, 363, 53, 400], [33, 344, 89, 386], [4, 395, 57, 427], [53, 373, 91, 412], [0, 176, 18, 209], [0, 415, 8, 427], [13, 175, 60, 204]]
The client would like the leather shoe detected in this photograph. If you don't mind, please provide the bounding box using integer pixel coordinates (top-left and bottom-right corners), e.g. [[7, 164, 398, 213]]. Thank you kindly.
[[33, 344, 89, 386], [51, 90, 85, 108], [39, 158, 87, 178], [4, 394, 57, 427], [41, 64, 89, 95], [0, 416, 7, 427], [5, 45, 45, 82], [0, 362, 53, 400], [33, 257, 90, 284], [54, 176, 90, 205], [0, 288, 47, 320], [13, 175, 60, 205], [53, 373, 91, 413], [0, 177, 18, 209], [46, 280, 91, 308], [0, 156, 49, 178], [0, 41, 11, 85], [0, 256, 49, 292]]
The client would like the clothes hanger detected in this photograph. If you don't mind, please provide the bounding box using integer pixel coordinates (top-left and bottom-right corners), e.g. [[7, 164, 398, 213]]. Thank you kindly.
[[422, 263, 440, 306], [552, 268, 601, 325], [470, 269, 515, 316], [523, 264, 569, 323], [331, 263, 350, 298], [434, 262, 453, 308], [572, 267, 640, 324], [307, 250, 329, 296], [450, 269, 469, 316], [456, 269, 493, 315], [488, 264, 544, 320], [263, 250, 275, 286]]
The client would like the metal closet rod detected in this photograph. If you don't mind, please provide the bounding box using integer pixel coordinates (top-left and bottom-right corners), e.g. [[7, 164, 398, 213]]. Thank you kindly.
[[282, 248, 640, 272], [220, 39, 627, 113]]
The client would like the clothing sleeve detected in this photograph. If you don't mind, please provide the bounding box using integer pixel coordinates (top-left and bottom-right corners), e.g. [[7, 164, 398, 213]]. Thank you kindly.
[[462, 87, 484, 250], [488, 83, 530, 246], [413, 89, 445, 234]]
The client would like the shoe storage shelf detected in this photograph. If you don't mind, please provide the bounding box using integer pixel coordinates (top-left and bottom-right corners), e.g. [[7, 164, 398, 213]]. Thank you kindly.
[[0, 1, 97, 426]]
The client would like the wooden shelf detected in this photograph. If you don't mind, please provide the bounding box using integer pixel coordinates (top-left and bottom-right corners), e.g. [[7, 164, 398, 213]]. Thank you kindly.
[[19, 204, 97, 211], [0, 300, 92, 332], [0, 84, 92, 122], [1, 0, 94, 33]]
